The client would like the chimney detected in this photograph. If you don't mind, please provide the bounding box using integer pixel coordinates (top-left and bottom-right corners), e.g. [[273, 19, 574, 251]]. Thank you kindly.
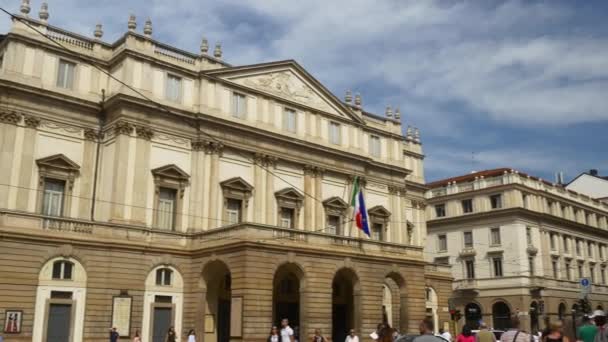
[[590, 169, 599, 176]]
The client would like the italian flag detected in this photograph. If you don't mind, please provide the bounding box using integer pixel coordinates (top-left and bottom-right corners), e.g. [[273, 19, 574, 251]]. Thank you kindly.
[[350, 176, 371, 237]]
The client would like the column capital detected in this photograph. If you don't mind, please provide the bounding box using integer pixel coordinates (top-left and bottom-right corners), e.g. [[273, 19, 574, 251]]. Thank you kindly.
[[114, 121, 134, 136], [253, 153, 278, 168], [0, 110, 21, 125], [84, 128, 100, 141], [24, 115, 41, 128], [303, 165, 324, 178], [191, 139, 224, 155], [135, 125, 154, 140]]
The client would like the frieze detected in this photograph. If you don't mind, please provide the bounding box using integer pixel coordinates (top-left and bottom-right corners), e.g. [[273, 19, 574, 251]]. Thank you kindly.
[[40, 120, 82, 134], [114, 121, 134, 136], [0, 111, 21, 125], [155, 133, 189, 147], [23, 115, 41, 128], [135, 125, 154, 140]]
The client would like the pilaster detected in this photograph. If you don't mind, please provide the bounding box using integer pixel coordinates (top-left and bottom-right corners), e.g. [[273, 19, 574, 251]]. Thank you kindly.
[[202, 141, 223, 229], [130, 125, 153, 225], [77, 129, 100, 219], [15, 115, 40, 212], [110, 121, 134, 222], [265, 156, 278, 225], [189, 140, 208, 230]]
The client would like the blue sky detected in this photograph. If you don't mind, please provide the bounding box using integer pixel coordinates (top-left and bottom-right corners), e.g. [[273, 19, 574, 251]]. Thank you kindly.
[[1, 0, 607, 182]]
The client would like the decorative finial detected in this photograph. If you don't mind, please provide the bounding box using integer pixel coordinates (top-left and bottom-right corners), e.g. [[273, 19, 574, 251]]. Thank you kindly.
[[38, 2, 49, 22], [386, 106, 393, 118], [214, 42, 222, 59], [414, 127, 421, 142], [354, 93, 362, 108], [200, 37, 209, 54], [395, 107, 401, 120], [128, 14, 137, 31], [345, 90, 352, 104], [20, 0, 31, 16], [406, 126, 413, 139], [143, 18, 152, 37], [94, 23, 103, 39]]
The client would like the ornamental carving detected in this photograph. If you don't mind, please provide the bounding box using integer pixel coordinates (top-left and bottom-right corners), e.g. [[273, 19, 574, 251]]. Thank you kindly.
[[84, 128, 99, 141], [24, 115, 41, 128], [192, 139, 224, 155], [0, 111, 20, 125], [114, 121, 134, 136], [135, 125, 154, 140], [303, 165, 324, 178], [388, 185, 407, 197], [253, 153, 278, 167]]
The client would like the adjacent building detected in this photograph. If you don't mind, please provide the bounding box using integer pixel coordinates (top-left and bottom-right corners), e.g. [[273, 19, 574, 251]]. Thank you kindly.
[[0, 3, 451, 342], [566, 169, 608, 203], [425, 168, 608, 333]]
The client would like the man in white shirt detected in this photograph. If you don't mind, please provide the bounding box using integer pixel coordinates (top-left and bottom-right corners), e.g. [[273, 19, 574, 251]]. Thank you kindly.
[[281, 318, 295, 342], [439, 328, 452, 342], [346, 329, 360, 342]]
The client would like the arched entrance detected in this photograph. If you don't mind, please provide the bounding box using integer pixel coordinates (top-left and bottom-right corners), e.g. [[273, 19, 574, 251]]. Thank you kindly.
[[273, 263, 304, 340], [202, 261, 231, 342], [384, 273, 407, 333], [530, 302, 539, 333], [332, 268, 360, 342], [558, 303, 566, 320], [492, 301, 511, 330], [465, 303, 482, 329], [382, 284, 393, 326], [425, 287, 439, 334]]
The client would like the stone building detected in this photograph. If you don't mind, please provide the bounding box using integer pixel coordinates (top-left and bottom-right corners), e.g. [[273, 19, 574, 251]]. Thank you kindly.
[[0, 3, 451, 342], [425, 168, 608, 333]]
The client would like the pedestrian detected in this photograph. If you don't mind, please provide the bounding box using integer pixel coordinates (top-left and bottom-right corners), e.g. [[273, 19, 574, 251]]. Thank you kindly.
[[457, 326, 475, 342], [345, 329, 359, 342], [500, 316, 532, 342], [439, 328, 453, 342], [578, 316, 597, 342], [544, 321, 570, 342], [268, 326, 280, 342], [477, 323, 496, 342], [132, 330, 141, 342], [187, 329, 196, 342], [371, 324, 384, 341], [281, 318, 295, 342], [379, 323, 397, 342], [415, 318, 447, 342], [167, 326, 177, 342], [313, 329, 327, 342], [593, 310, 608, 342], [109, 327, 119, 342]]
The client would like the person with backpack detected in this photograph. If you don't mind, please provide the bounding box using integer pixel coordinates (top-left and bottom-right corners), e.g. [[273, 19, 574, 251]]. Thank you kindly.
[[500, 316, 532, 342]]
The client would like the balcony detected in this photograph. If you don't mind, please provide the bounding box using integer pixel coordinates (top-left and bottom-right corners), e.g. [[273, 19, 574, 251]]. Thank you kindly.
[[0, 210, 424, 259], [455, 279, 478, 290], [459, 247, 477, 257]]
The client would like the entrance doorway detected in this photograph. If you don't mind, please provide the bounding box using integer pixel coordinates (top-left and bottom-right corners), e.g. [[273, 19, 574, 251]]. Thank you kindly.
[[273, 263, 303, 340], [46, 303, 71, 342], [152, 307, 172, 342], [530, 302, 539, 333], [465, 303, 482, 329], [332, 269, 359, 342], [492, 302, 511, 330], [203, 261, 232, 342]]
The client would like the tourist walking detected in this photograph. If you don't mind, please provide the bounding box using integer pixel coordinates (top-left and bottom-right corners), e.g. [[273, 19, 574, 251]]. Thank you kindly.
[[187, 329, 196, 342], [415, 318, 447, 342], [345, 329, 359, 342], [281, 318, 295, 342], [379, 324, 397, 342], [313, 329, 327, 342], [167, 326, 177, 342], [477, 323, 496, 342], [593, 310, 608, 342], [109, 327, 120, 342], [132, 330, 141, 342], [457, 326, 475, 342], [371, 324, 384, 341], [544, 321, 569, 342], [578, 316, 597, 342], [439, 328, 452, 342], [500, 316, 532, 342], [268, 326, 280, 342]]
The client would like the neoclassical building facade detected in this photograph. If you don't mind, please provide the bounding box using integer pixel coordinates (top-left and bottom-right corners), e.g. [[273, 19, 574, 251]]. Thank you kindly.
[[425, 169, 608, 333], [0, 3, 451, 342]]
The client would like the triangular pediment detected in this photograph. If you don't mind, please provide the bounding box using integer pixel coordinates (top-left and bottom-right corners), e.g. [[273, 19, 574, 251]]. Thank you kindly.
[[323, 196, 349, 210], [220, 177, 253, 192], [207, 60, 365, 124], [368, 205, 391, 218], [36, 154, 80, 171], [275, 187, 305, 201], [151, 164, 190, 181]]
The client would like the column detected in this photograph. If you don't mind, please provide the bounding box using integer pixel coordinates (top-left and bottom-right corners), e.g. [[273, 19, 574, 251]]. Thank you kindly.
[[77, 129, 99, 219], [253, 154, 266, 223], [265, 157, 277, 225], [15, 116, 39, 211], [110, 121, 135, 222], [314, 167, 324, 231], [130, 125, 153, 224], [388, 186, 399, 243], [206, 142, 223, 229], [0, 113, 21, 208], [303, 166, 314, 231], [189, 140, 208, 230]]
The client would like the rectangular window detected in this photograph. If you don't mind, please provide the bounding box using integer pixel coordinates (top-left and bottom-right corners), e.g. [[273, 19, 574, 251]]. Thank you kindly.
[[155, 268, 172, 286], [493, 257, 503, 277], [226, 199, 242, 224], [283, 109, 297, 133], [465, 259, 475, 279], [280, 207, 295, 229], [526, 227, 533, 245], [371, 223, 383, 241], [438, 234, 447, 251], [434, 257, 449, 265], [490, 228, 501, 245], [463, 231, 473, 248], [578, 263, 584, 279], [490, 194, 502, 209], [565, 261, 572, 280], [57, 59, 76, 89], [165, 74, 182, 102], [529, 257, 535, 276], [232, 93, 247, 118], [327, 215, 341, 235], [461, 199, 473, 213], [590, 265, 596, 283], [329, 122, 341, 145], [369, 135, 381, 157], [157, 187, 177, 230], [435, 204, 446, 218], [552, 259, 558, 279], [42, 179, 66, 217]]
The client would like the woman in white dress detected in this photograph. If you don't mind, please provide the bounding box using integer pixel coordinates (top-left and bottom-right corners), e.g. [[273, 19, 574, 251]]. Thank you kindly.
[[187, 329, 196, 342]]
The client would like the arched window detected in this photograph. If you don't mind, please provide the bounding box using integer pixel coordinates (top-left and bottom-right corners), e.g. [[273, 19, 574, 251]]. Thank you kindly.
[[52, 260, 74, 280], [155, 268, 173, 286]]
